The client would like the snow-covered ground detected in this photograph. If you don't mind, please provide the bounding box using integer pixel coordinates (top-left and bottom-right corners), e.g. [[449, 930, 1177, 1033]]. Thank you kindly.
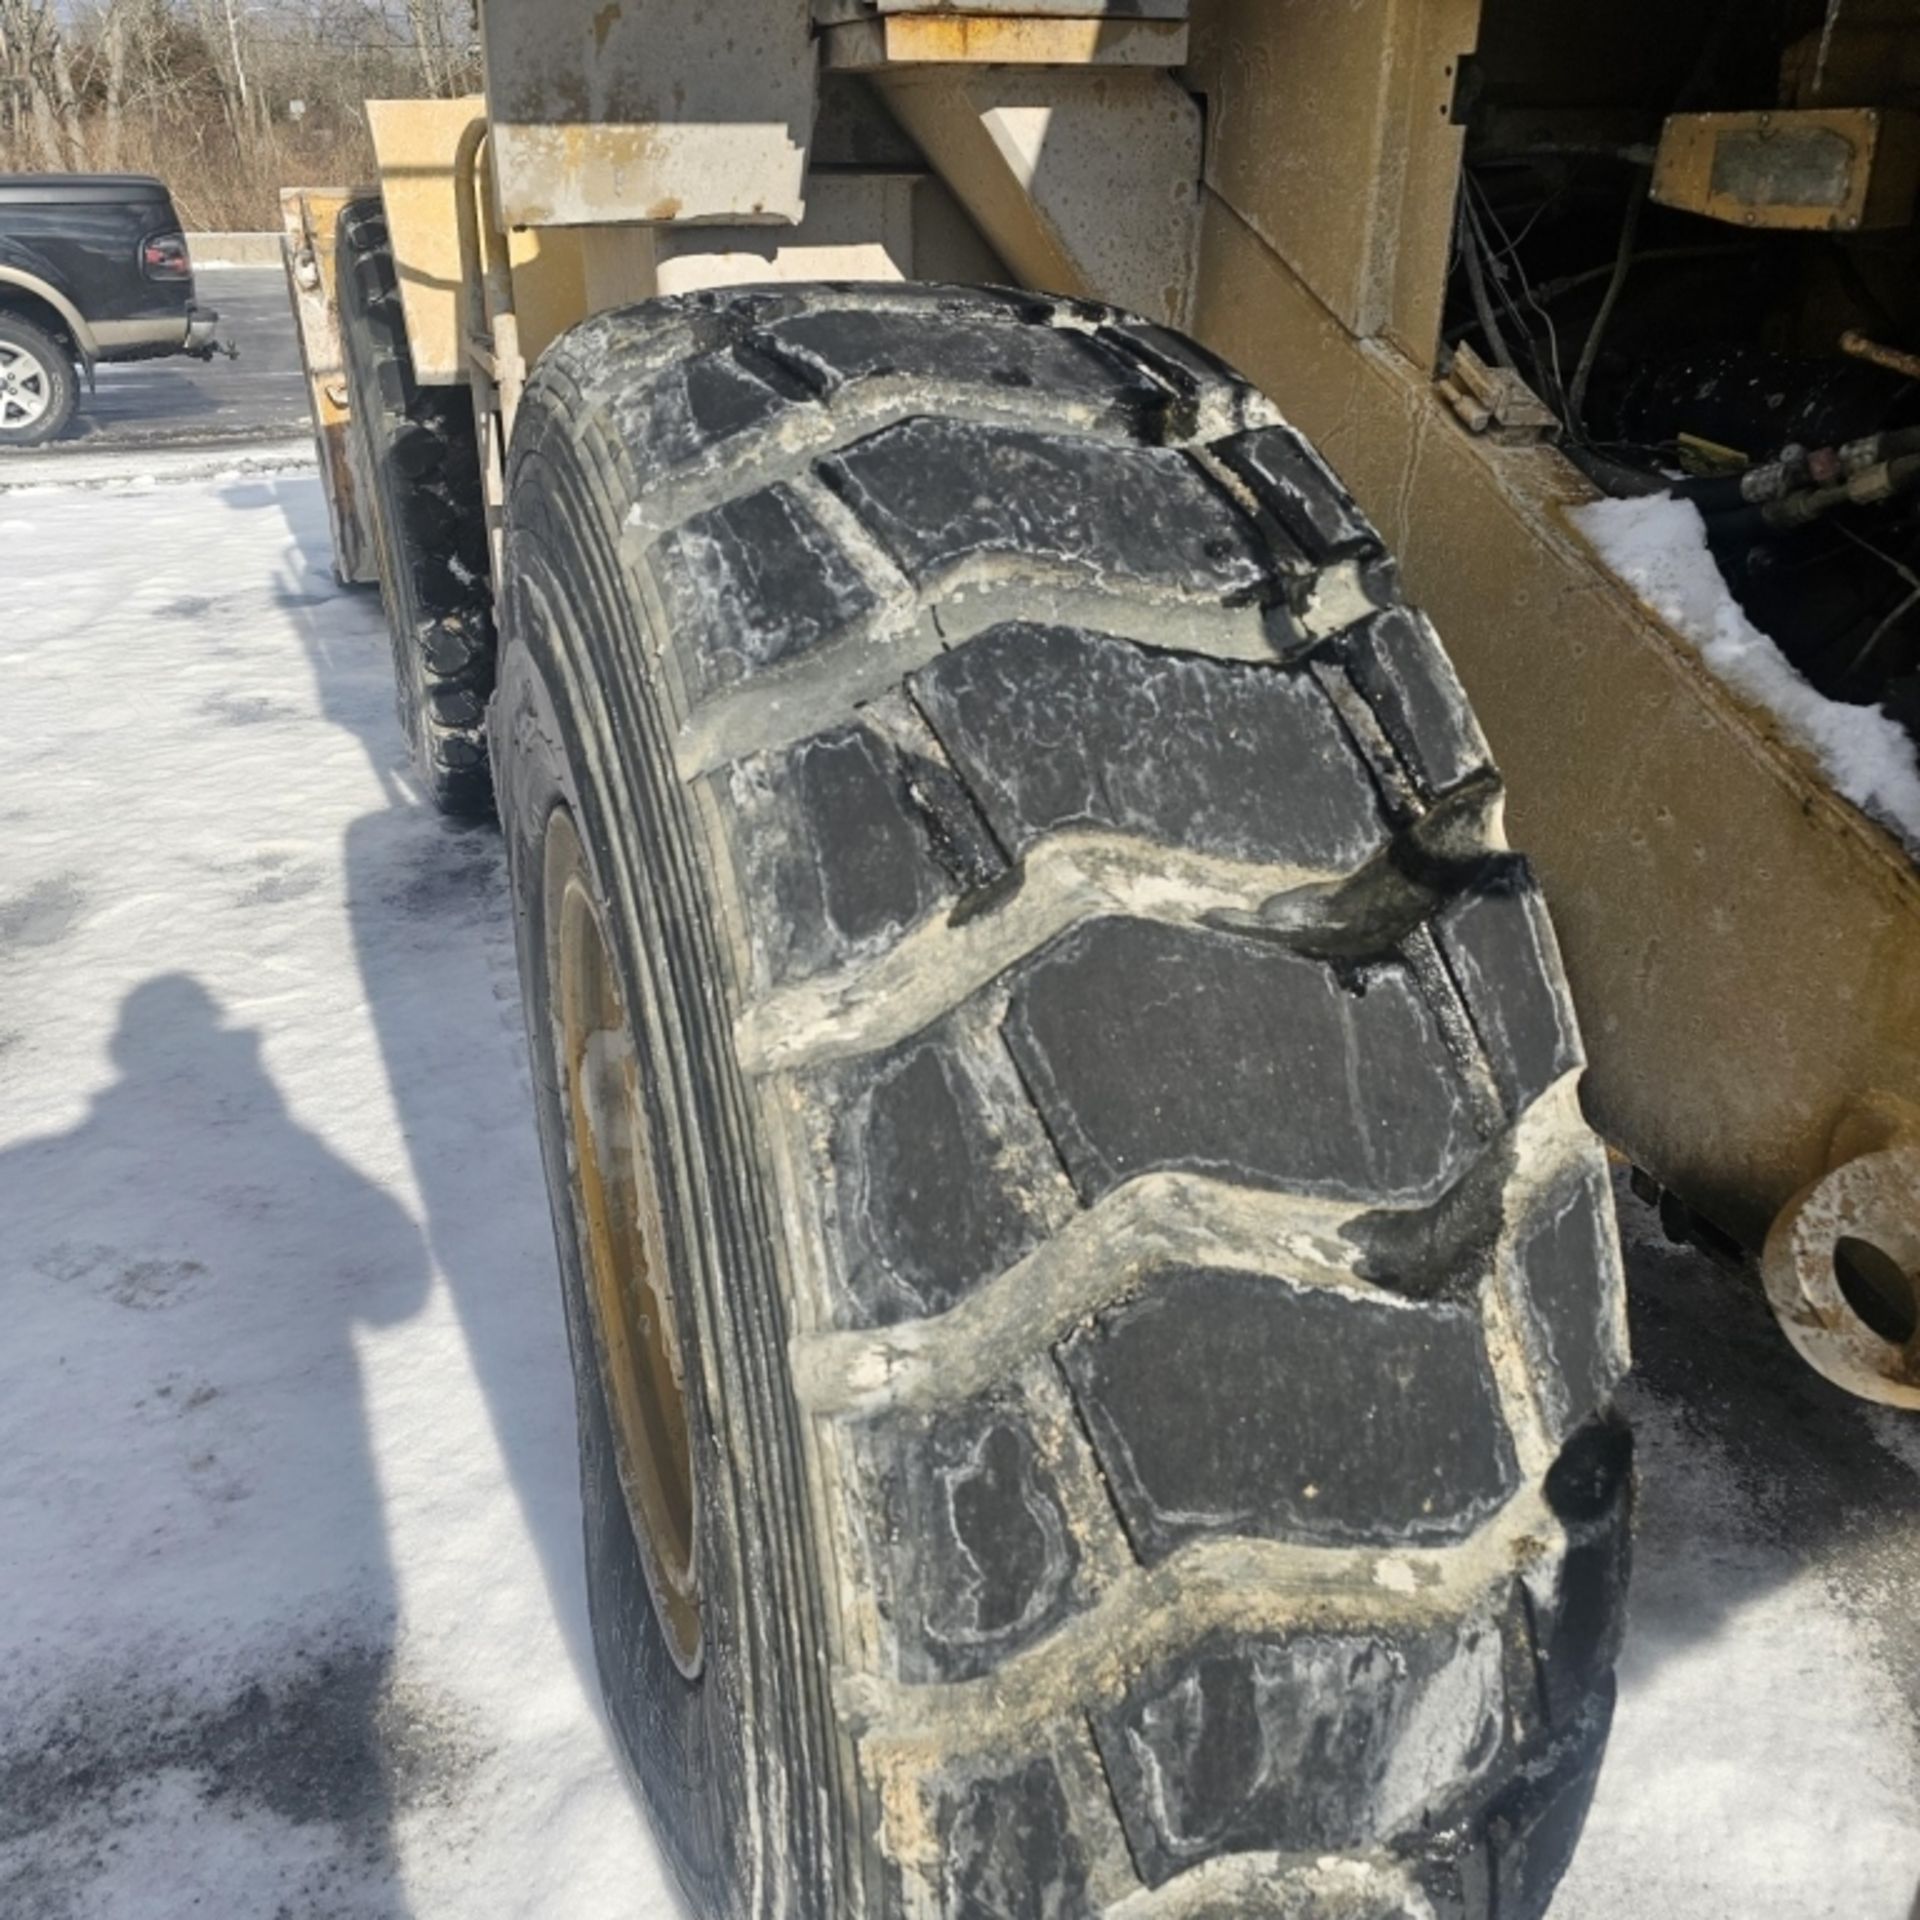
[[1, 466, 679, 1919], [2, 464, 1916, 1918]]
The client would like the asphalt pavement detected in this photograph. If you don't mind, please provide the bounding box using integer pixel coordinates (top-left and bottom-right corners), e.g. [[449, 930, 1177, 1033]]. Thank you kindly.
[[46, 265, 310, 453]]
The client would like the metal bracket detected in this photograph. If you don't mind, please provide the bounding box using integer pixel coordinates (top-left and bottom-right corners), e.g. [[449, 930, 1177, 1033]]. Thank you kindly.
[[1436, 343, 1559, 444], [871, 64, 1202, 327], [1763, 1093, 1920, 1407]]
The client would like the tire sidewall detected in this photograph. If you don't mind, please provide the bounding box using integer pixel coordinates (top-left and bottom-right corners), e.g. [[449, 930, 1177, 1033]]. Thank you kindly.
[[493, 539, 759, 1915], [0, 317, 76, 449]]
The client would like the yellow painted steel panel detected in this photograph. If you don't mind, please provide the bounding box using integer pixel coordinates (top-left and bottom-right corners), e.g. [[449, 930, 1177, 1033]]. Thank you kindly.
[[366, 97, 484, 386], [1185, 0, 1479, 364], [279, 186, 377, 585], [481, 0, 815, 229]]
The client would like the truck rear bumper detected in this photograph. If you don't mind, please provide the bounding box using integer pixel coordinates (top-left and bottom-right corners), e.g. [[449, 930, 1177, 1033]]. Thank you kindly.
[[87, 306, 225, 362]]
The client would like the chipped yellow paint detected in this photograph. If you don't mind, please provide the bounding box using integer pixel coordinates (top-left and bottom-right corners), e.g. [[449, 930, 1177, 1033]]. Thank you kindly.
[[1652, 107, 1920, 233], [822, 14, 1188, 69]]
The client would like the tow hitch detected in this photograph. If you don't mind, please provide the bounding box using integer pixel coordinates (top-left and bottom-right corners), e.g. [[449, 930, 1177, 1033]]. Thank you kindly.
[[184, 307, 237, 361]]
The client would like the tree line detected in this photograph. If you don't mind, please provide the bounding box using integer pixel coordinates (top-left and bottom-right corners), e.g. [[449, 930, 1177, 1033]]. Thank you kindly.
[[0, 1, 478, 227]]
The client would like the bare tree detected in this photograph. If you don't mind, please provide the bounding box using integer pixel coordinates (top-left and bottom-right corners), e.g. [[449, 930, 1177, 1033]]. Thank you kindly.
[[0, 0, 74, 168], [405, 0, 442, 95], [97, 0, 129, 166], [1, 0, 475, 221]]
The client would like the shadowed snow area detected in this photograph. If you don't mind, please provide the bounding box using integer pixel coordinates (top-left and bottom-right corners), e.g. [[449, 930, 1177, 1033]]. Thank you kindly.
[[0, 473, 680, 1918], [0, 469, 1915, 1917]]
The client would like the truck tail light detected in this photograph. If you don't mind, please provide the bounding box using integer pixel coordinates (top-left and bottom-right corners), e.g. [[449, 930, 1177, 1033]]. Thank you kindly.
[[141, 232, 192, 281]]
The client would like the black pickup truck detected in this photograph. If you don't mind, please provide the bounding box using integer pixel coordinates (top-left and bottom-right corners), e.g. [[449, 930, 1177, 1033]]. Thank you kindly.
[[0, 172, 222, 447]]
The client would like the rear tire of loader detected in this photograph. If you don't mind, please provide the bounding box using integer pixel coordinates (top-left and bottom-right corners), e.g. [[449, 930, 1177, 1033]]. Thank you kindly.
[[335, 197, 495, 816], [494, 285, 1634, 1920]]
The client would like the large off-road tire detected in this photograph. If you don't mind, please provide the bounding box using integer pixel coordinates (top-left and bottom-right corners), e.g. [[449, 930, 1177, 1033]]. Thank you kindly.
[[335, 197, 495, 815], [494, 284, 1634, 1920], [0, 312, 77, 448]]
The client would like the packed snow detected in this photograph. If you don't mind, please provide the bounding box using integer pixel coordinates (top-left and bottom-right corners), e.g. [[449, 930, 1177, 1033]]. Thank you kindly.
[[1, 469, 681, 1919], [1574, 491, 1920, 852], [1, 466, 1915, 1918]]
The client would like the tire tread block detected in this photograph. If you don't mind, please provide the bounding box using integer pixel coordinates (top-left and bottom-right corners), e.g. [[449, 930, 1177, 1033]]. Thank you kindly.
[[1511, 1167, 1629, 1441], [1094, 1622, 1507, 1884], [1006, 918, 1483, 1206], [820, 418, 1273, 603], [766, 304, 1160, 424], [719, 723, 975, 989], [866, 1391, 1090, 1683], [1325, 604, 1492, 801], [1058, 1265, 1519, 1559], [911, 623, 1387, 871], [1533, 1419, 1634, 1732], [632, 348, 796, 474], [1218, 423, 1381, 564], [816, 1025, 1071, 1328], [937, 1756, 1092, 1920], [1438, 885, 1583, 1116], [655, 483, 881, 700]]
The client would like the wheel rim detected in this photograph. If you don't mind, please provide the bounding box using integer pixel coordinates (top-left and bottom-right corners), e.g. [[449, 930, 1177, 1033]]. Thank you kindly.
[[546, 808, 703, 1671], [0, 339, 54, 431]]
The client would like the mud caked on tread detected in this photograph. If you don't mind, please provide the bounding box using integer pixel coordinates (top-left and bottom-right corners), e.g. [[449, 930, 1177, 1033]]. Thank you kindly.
[[335, 197, 495, 814], [494, 284, 1633, 1920]]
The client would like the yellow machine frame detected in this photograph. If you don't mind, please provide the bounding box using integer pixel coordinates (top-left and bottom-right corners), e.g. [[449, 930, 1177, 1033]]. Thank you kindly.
[[283, 0, 1920, 1404]]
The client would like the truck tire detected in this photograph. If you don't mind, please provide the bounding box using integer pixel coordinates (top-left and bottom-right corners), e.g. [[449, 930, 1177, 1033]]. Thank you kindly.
[[335, 198, 494, 815], [0, 311, 77, 448], [494, 285, 1633, 1920]]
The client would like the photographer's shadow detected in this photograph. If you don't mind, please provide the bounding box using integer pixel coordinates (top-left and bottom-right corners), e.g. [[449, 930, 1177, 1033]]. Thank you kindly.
[[0, 975, 427, 1917]]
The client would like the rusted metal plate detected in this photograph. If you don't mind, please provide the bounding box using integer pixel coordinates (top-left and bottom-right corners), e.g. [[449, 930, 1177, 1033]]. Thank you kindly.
[[822, 14, 1188, 66], [1189, 186, 1920, 1251], [278, 186, 377, 587], [815, 0, 1186, 15], [481, 0, 815, 228], [1652, 108, 1920, 232], [364, 98, 482, 387]]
